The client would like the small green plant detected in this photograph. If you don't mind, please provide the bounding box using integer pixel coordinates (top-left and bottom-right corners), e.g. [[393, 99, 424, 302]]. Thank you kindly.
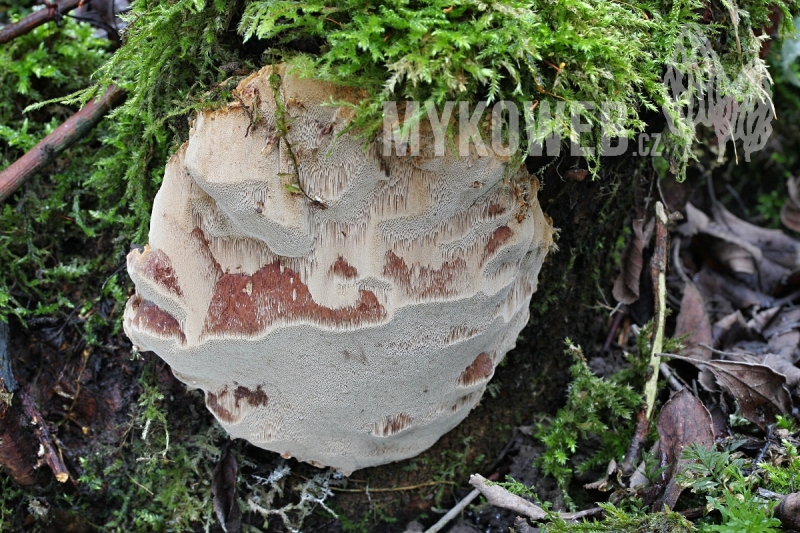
[[756, 190, 786, 228], [758, 439, 800, 494], [535, 341, 642, 505], [678, 442, 782, 533], [541, 502, 695, 533], [0, 473, 23, 531], [70, 368, 224, 532]]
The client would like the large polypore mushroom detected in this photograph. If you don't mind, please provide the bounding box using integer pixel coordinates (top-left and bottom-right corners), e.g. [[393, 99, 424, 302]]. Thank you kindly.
[[124, 65, 554, 474]]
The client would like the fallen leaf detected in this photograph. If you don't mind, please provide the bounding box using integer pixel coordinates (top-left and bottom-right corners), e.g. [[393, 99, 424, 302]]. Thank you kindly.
[[680, 204, 764, 264], [656, 389, 715, 510], [613, 218, 645, 305], [713, 241, 757, 279], [747, 307, 782, 335], [712, 311, 749, 351], [703, 360, 793, 431], [762, 354, 800, 395], [676, 282, 713, 362], [782, 177, 800, 234], [212, 441, 241, 533], [696, 266, 772, 309], [708, 404, 730, 441], [767, 331, 800, 360], [763, 307, 800, 339], [676, 282, 717, 390], [711, 202, 800, 270]]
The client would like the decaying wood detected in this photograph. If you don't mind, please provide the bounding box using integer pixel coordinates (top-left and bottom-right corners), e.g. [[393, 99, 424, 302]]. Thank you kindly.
[[0, 322, 40, 486], [0, 0, 82, 45], [0, 85, 125, 203], [775, 492, 800, 531], [0, 321, 17, 392], [0, 387, 40, 486]]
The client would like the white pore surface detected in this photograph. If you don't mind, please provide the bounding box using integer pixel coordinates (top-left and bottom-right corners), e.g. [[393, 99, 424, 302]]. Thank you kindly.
[[123, 66, 554, 474]]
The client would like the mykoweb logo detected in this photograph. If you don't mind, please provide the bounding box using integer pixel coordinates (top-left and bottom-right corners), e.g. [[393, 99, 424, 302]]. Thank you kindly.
[[662, 24, 773, 163], [381, 25, 774, 162]]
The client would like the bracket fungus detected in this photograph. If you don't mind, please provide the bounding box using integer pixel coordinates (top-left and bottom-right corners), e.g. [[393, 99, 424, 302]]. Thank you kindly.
[[124, 66, 554, 474]]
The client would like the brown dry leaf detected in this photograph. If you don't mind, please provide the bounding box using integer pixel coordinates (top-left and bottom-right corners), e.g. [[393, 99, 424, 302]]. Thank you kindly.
[[781, 177, 800, 233], [713, 241, 757, 279], [763, 307, 800, 339], [781, 200, 800, 232], [696, 266, 772, 309], [703, 360, 793, 431], [788, 176, 800, 208], [767, 331, 800, 360], [748, 307, 782, 335], [680, 204, 764, 263], [656, 389, 715, 510], [762, 354, 800, 394], [711, 202, 800, 270], [676, 282, 712, 362], [613, 218, 645, 304], [212, 442, 241, 533], [712, 311, 749, 351]]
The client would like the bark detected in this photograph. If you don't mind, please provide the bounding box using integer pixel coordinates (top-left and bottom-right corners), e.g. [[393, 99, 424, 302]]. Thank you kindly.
[[0, 0, 82, 45]]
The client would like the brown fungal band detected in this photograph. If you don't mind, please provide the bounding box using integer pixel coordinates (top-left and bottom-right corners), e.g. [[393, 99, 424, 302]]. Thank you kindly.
[[123, 66, 554, 474]]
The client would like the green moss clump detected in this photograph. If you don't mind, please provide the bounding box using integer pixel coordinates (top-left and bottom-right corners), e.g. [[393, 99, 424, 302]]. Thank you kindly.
[[534, 341, 642, 506], [239, 0, 797, 175]]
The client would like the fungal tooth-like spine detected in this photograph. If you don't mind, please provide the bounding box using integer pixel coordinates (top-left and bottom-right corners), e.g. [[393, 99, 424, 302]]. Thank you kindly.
[[123, 65, 554, 474]]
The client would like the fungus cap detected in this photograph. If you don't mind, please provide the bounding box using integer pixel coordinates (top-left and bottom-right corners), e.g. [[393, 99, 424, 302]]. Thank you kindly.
[[124, 66, 554, 474]]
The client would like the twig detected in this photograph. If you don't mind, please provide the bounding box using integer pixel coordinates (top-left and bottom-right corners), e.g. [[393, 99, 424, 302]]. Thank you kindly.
[[660, 362, 684, 391], [0, 0, 82, 45], [758, 487, 785, 500], [422, 429, 519, 533], [646, 202, 669, 418], [469, 474, 604, 521], [621, 201, 669, 475], [424, 488, 481, 533], [19, 389, 70, 482], [470, 474, 546, 520], [602, 309, 624, 352], [331, 480, 456, 493], [0, 85, 126, 203]]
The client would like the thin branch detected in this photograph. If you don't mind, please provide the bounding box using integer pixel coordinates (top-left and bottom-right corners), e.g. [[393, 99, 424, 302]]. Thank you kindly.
[[0, 85, 125, 203], [0, 0, 82, 45], [424, 488, 481, 533], [19, 389, 70, 482], [469, 474, 604, 522]]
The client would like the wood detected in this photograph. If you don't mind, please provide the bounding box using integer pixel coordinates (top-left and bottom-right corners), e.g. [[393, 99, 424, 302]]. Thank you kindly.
[[0, 0, 83, 45], [0, 85, 125, 203], [0, 322, 41, 486]]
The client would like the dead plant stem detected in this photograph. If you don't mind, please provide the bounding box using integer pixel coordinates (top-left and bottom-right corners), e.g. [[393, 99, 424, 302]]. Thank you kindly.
[[645, 201, 669, 419]]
